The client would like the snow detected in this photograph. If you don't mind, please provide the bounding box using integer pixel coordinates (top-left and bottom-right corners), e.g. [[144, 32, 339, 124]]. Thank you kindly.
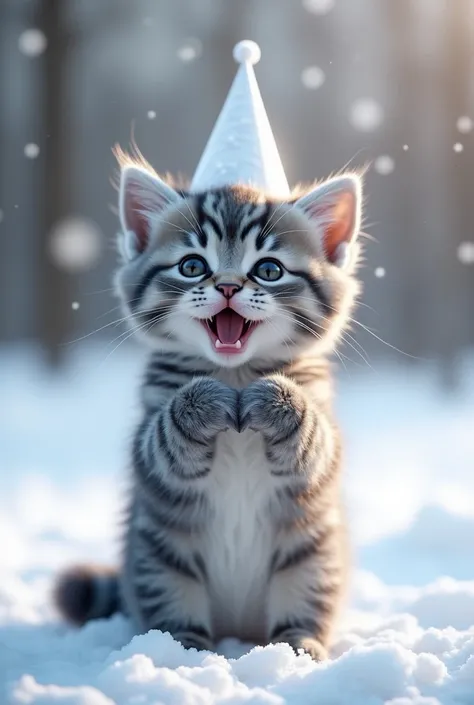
[[18, 29, 47, 58], [457, 242, 474, 265], [374, 266, 386, 277], [374, 156, 395, 175], [24, 144, 40, 160], [71, 302, 80, 311], [177, 39, 202, 63], [49, 218, 102, 272], [453, 143, 464, 153], [1, 343, 474, 704], [147, 110, 156, 120], [301, 66, 325, 90], [302, 0, 336, 15], [349, 98, 384, 132], [456, 117, 473, 134], [403, 145, 409, 151]]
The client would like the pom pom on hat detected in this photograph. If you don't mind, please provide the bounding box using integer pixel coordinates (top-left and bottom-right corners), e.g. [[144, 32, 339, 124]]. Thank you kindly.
[[232, 40, 261, 65]]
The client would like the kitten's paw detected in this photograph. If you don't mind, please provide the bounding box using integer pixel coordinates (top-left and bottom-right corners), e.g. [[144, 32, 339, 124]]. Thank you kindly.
[[172, 377, 239, 440], [239, 376, 305, 437], [294, 637, 328, 661], [271, 630, 328, 661]]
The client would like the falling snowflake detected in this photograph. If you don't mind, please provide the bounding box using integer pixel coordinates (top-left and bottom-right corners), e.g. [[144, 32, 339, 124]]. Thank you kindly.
[[301, 66, 325, 90], [71, 302, 80, 311], [147, 110, 156, 120], [24, 143, 40, 159], [457, 242, 474, 265], [374, 156, 395, 175], [18, 29, 47, 57], [49, 217, 101, 272], [177, 39, 202, 63], [302, 0, 336, 14], [456, 116, 473, 134], [349, 98, 384, 132], [403, 144, 409, 151], [375, 267, 386, 278], [453, 143, 464, 153]]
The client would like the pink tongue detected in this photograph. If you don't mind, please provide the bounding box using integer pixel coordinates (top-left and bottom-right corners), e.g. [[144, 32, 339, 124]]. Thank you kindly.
[[215, 309, 245, 344]]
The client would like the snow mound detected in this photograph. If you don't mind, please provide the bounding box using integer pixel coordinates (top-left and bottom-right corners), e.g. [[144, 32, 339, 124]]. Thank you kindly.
[[1, 578, 474, 705]]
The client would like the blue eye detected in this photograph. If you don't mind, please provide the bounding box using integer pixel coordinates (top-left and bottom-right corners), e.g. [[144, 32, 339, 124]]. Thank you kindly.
[[253, 259, 283, 282], [179, 256, 208, 278]]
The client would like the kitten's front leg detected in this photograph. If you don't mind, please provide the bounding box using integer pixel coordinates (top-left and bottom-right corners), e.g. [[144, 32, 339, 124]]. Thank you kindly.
[[240, 374, 341, 660], [128, 377, 238, 649], [140, 376, 239, 481], [239, 374, 335, 477]]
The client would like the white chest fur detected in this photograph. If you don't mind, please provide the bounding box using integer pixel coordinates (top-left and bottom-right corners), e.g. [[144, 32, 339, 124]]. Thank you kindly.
[[204, 428, 275, 641]]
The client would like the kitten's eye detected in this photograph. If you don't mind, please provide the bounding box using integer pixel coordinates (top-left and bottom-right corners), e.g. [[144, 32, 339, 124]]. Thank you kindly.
[[253, 259, 283, 282], [179, 256, 208, 278]]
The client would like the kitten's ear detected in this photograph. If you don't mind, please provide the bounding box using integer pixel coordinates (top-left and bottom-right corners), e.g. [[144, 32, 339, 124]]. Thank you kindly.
[[119, 165, 179, 259], [295, 175, 362, 267]]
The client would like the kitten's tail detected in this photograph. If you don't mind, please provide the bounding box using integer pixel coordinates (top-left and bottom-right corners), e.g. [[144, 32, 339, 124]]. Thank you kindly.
[[53, 565, 120, 626]]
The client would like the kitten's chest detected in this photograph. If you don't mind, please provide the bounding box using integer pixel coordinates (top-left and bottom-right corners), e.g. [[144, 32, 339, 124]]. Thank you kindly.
[[204, 429, 275, 636]]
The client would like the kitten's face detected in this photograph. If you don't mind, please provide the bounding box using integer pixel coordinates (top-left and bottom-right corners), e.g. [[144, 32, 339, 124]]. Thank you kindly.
[[115, 168, 362, 368]]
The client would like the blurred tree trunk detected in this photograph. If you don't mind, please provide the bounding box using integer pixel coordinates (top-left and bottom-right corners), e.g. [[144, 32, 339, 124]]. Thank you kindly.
[[385, 0, 421, 362], [437, 0, 471, 391], [37, 0, 72, 367]]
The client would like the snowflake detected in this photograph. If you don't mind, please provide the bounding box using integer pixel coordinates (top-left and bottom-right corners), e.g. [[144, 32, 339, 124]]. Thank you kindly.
[[71, 302, 80, 311], [403, 144, 409, 151], [49, 217, 101, 272], [147, 111, 156, 120], [456, 116, 473, 134], [18, 29, 47, 57], [302, 0, 336, 14], [453, 143, 464, 153], [349, 99, 384, 132], [457, 242, 474, 265], [375, 267, 386, 278], [301, 66, 325, 90], [374, 156, 395, 175], [177, 39, 202, 63], [24, 144, 40, 159]]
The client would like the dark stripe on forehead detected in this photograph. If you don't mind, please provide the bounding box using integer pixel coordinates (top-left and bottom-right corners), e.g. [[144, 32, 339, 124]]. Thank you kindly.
[[194, 194, 209, 247], [286, 268, 331, 315], [241, 204, 271, 243], [200, 192, 225, 241]]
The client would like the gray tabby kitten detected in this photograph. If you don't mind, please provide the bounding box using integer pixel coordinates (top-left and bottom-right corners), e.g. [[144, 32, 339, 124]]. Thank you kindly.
[[55, 154, 364, 661]]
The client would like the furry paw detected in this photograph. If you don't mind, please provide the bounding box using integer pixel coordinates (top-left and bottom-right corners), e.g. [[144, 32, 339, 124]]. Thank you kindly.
[[172, 377, 239, 440], [295, 637, 328, 661], [239, 375, 306, 438]]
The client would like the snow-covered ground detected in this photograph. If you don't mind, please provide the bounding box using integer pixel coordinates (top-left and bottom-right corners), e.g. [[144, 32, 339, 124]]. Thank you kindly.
[[1, 342, 474, 704]]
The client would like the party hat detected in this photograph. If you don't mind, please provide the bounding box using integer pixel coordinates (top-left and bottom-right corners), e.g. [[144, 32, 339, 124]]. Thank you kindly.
[[190, 40, 290, 198]]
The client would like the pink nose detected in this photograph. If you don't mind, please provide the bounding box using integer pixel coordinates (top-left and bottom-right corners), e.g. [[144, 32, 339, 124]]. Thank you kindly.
[[216, 282, 241, 299]]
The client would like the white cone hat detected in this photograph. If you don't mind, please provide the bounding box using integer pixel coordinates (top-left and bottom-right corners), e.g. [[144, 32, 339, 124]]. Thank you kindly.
[[191, 40, 290, 198]]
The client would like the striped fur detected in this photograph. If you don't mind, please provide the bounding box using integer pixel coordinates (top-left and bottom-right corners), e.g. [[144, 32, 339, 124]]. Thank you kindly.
[[55, 169, 363, 660]]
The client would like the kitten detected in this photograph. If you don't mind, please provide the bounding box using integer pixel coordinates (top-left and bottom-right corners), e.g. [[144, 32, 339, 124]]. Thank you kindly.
[[54, 156, 363, 661]]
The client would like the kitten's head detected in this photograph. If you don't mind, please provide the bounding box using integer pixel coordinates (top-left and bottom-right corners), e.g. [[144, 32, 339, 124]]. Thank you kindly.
[[114, 158, 363, 367]]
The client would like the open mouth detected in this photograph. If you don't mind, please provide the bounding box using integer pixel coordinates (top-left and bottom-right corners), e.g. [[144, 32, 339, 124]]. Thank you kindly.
[[201, 309, 259, 354]]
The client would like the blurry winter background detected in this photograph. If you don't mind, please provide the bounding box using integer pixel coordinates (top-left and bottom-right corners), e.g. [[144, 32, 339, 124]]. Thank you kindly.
[[1, 1, 474, 704]]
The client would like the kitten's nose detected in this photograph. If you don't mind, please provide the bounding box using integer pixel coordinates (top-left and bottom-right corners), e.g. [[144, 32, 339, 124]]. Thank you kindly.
[[215, 282, 242, 299]]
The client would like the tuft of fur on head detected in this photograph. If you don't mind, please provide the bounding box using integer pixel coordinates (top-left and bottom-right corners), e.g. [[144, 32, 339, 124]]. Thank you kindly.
[[112, 145, 190, 195]]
